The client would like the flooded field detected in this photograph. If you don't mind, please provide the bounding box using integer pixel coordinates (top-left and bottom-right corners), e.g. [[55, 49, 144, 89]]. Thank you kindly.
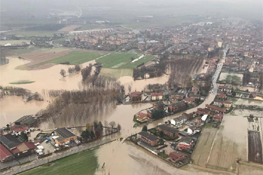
[[118, 75, 169, 92], [235, 99, 263, 107], [0, 96, 49, 127], [95, 141, 226, 175], [219, 72, 243, 81], [192, 109, 263, 173]]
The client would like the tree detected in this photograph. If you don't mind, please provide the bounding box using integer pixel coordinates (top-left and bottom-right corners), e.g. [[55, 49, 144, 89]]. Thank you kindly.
[[6, 124, 10, 131], [90, 131, 95, 139], [117, 124, 121, 131], [75, 65, 81, 72], [60, 69, 66, 77], [98, 122, 103, 131], [160, 131, 164, 138], [142, 125, 148, 132], [159, 139, 164, 145], [109, 121, 116, 128]]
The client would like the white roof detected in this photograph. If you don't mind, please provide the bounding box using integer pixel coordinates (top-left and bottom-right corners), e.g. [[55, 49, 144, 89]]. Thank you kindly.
[[201, 114, 208, 121]]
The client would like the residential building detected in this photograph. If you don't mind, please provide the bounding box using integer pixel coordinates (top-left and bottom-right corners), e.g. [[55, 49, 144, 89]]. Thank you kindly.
[[176, 137, 195, 150], [170, 115, 188, 126], [130, 92, 142, 102], [157, 124, 179, 138], [151, 93, 163, 101], [138, 131, 158, 146], [184, 97, 196, 105], [213, 114, 223, 122], [206, 104, 226, 113], [169, 151, 188, 163], [11, 142, 36, 158], [135, 112, 149, 123]]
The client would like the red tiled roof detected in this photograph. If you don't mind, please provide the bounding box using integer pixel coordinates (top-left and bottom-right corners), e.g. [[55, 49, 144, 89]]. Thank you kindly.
[[130, 92, 142, 97], [151, 93, 163, 96], [206, 104, 226, 113], [0, 143, 12, 161], [12, 142, 36, 154], [136, 112, 147, 118], [184, 98, 196, 103]]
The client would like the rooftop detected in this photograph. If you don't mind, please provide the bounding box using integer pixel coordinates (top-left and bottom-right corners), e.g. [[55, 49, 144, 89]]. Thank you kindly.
[[158, 124, 179, 134], [54, 128, 75, 140], [0, 134, 21, 149], [138, 131, 158, 141]]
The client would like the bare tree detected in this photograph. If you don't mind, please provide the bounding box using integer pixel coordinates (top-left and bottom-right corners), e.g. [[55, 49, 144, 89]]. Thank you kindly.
[[60, 69, 66, 77], [109, 121, 116, 128]]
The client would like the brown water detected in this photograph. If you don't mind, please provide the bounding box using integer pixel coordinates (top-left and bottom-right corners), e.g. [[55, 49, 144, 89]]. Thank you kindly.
[[118, 75, 169, 92], [0, 96, 49, 127], [95, 141, 226, 175]]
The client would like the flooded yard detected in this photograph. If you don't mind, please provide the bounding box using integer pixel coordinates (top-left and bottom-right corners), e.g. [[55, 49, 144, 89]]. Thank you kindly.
[[235, 99, 263, 107], [0, 96, 49, 127], [95, 141, 223, 175]]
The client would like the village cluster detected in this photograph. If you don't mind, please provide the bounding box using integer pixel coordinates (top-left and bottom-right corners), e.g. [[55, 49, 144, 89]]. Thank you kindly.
[[0, 115, 119, 165]]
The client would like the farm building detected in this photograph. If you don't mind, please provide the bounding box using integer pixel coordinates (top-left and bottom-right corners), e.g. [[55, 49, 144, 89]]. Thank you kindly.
[[53, 128, 77, 146]]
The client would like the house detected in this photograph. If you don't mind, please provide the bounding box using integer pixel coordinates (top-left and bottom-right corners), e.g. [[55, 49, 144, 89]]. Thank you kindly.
[[138, 131, 158, 146], [14, 115, 37, 127], [170, 94, 185, 101], [169, 151, 188, 163], [11, 142, 36, 158], [10, 124, 30, 135], [206, 104, 226, 113], [130, 92, 142, 102], [170, 115, 188, 126], [135, 112, 149, 123], [157, 124, 179, 138], [201, 114, 208, 121], [182, 113, 195, 120], [187, 126, 201, 135], [177, 137, 195, 150], [217, 92, 227, 100], [222, 101, 232, 109], [0, 143, 13, 162], [213, 100, 223, 107], [213, 114, 223, 122], [184, 97, 196, 105], [196, 108, 210, 115], [151, 93, 163, 101], [53, 128, 77, 145]]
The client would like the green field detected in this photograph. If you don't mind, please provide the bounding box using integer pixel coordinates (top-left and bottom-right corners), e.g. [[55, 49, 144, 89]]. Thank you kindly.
[[48, 51, 103, 65], [19, 148, 98, 175], [8, 31, 55, 37], [31, 51, 104, 68], [10, 80, 35, 84], [100, 68, 133, 79], [96, 52, 154, 69]]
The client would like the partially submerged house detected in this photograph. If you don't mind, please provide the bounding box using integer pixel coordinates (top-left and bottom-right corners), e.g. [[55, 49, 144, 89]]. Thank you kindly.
[[169, 151, 188, 163], [151, 93, 163, 101]]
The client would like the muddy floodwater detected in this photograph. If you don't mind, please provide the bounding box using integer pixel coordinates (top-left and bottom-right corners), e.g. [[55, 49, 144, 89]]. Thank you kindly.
[[0, 96, 49, 127], [95, 141, 227, 175]]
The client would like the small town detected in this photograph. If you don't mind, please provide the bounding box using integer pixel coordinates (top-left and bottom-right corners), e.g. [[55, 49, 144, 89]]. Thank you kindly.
[[0, 1, 263, 175]]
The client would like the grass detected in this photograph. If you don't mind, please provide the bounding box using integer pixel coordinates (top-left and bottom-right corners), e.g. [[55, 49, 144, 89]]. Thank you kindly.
[[9, 80, 35, 84], [100, 68, 133, 79], [218, 74, 242, 85], [96, 52, 155, 69], [159, 152, 169, 159], [19, 148, 98, 175], [31, 51, 103, 68], [48, 51, 103, 65]]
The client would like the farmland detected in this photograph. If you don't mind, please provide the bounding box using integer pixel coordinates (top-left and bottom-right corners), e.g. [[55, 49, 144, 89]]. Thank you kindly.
[[100, 68, 133, 79], [47, 51, 103, 65], [96, 52, 155, 69], [15, 49, 104, 69], [192, 109, 249, 173], [248, 131, 263, 164], [19, 148, 98, 175]]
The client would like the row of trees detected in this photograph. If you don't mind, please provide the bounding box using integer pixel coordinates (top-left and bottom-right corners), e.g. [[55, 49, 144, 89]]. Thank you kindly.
[[60, 65, 81, 77], [81, 121, 121, 142], [168, 57, 203, 89]]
